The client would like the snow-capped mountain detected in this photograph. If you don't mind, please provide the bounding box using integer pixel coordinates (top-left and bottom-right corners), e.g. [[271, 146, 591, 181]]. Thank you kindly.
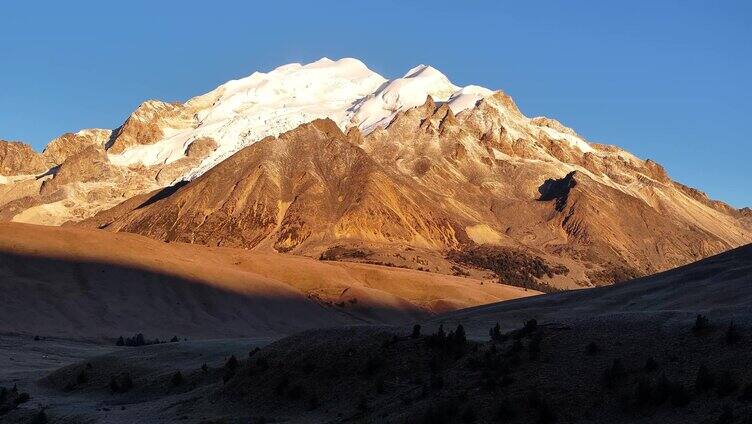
[[0, 58, 499, 224], [106, 58, 492, 183], [0, 58, 750, 290]]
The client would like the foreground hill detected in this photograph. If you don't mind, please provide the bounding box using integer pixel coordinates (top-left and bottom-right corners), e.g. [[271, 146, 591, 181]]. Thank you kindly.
[[432, 241, 752, 338], [0, 222, 533, 340], [3, 244, 750, 423]]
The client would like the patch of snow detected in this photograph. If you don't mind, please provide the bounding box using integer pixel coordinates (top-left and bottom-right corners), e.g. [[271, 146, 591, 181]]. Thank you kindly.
[[352, 64, 463, 132], [537, 126, 594, 153], [446, 85, 494, 114]]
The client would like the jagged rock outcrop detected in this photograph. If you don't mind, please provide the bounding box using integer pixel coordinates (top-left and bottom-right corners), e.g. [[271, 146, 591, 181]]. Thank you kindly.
[[79, 95, 751, 289], [42, 129, 111, 164], [39, 146, 116, 195], [106, 100, 195, 154], [739, 207, 752, 230], [89, 119, 467, 254], [152, 137, 218, 185], [0, 140, 50, 175]]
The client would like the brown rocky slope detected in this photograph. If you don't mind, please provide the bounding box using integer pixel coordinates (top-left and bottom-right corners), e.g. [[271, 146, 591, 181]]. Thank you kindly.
[[77, 101, 751, 290]]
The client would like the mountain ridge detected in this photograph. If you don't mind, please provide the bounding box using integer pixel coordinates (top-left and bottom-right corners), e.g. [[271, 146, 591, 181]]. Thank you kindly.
[[1, 58, 749, 291]]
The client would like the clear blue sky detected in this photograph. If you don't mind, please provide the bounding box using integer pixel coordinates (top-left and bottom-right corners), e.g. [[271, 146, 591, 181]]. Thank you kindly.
[[1, 1, 750, 207]]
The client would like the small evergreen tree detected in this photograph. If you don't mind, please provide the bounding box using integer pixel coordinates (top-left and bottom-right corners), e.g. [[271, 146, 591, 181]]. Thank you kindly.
[[76, 369, 87, 385], [454, 324, 467, 346], [225, 355, 238, 371], [653, 374, 672, 405], [490, 323, 502, 342], [692, 314, 710, 335], [725, 322, 741, 345], [109, 373, 133, 393], [696, 364, 715, 392], [523, 319, 538, 335], [412, 324, 422, 339], [15, 392, 30, 405], [375, 378, 385, 394], [511, 339, 523, 353], [170, 371, 183, 387]]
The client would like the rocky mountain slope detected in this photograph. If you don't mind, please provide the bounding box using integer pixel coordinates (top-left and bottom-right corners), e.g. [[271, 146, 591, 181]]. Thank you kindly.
[[0, 58, 487, 225], [79, 108, 750, 289], [1, 58, 749, 289]]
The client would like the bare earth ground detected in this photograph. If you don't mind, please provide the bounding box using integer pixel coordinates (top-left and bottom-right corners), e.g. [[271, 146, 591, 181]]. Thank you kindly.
[[1, 242, 750, 422]]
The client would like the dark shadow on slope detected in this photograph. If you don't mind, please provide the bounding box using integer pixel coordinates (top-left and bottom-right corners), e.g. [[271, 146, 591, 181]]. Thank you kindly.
[[0, 250, 426, 341], [35, 165, 59, 179], [538, 170, 577, 211], [136, 180, 189, 209], [430, 242, 752, 338], [103, 127, 120, 151]]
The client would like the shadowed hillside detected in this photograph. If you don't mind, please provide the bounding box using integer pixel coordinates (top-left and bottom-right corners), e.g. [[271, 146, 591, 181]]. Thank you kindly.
[[0, 222, 535, 340], [3, 243, 750, 423]]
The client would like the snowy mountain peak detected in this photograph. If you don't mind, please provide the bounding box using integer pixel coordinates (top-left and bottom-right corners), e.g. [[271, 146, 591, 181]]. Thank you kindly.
[[348, 63, 462, 131], [106, 57, 496, 181]]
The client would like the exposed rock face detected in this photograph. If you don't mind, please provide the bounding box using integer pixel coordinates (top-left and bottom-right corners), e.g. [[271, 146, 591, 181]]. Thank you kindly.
[[91, 120, 465, 254], [78, 96, 752, 289], [42, 129, 112, 164], [739, 207, 752, 230], [153, 137, 218, 185], [356, 93, 749, 277], [39, 146, 116, 196], [106, 100, 196, 154], [0, 140, 50, 175], [0, 122, 215, 224], [530, 116, 579, 136]]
